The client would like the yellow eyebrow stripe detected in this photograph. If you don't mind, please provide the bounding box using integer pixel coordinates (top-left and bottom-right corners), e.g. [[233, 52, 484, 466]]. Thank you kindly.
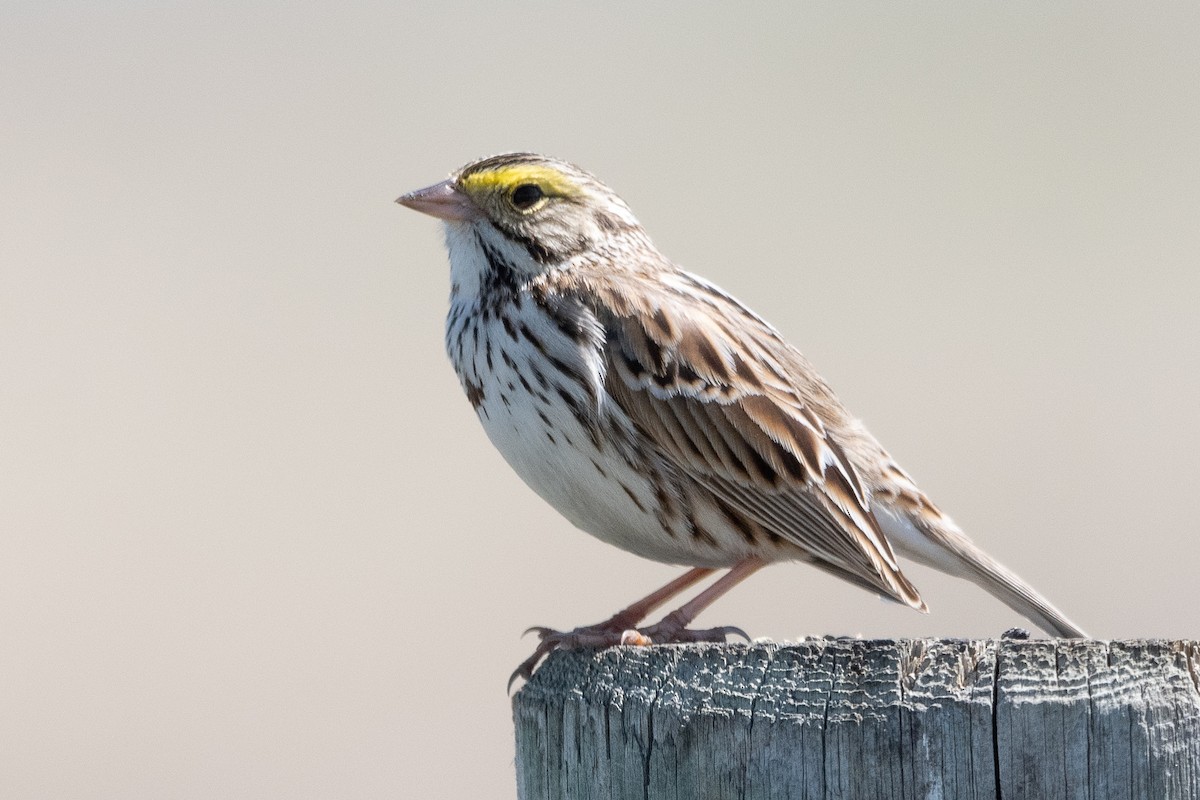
[[458, 165, 582, 198]]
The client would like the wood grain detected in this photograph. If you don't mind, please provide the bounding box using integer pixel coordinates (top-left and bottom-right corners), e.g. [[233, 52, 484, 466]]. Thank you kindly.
[[513, 638, 1200, 799]]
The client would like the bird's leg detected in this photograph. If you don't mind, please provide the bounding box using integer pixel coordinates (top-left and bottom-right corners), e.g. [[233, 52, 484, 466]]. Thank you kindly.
[[636, 556, 766, 644], [510, 567, 714, 688], [511, 560, 769, 688], [526, 566, 715, 641]]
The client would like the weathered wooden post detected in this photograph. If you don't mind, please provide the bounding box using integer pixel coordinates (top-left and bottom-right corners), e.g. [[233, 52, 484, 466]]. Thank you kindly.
[[513, 638, 1200, 799]]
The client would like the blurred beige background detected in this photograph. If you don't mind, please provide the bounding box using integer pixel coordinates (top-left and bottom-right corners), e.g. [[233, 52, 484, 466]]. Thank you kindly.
[[2, 3, 1198, 797]]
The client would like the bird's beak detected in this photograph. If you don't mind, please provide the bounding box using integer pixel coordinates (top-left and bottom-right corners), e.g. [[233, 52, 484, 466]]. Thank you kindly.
[[395, 179, 476, 222]]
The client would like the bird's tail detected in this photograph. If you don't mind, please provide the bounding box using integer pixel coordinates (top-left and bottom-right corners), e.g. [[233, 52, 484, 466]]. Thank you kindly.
[[876, 505, 1088, 638], [941, 529, 1088, 638]]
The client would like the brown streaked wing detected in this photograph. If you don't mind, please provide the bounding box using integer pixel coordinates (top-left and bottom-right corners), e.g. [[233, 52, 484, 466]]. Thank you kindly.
[[601, 281, 926, 611]]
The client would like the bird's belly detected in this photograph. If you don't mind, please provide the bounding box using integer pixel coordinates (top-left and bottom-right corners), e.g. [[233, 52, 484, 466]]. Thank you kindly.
[[474, 382, 704, 565]]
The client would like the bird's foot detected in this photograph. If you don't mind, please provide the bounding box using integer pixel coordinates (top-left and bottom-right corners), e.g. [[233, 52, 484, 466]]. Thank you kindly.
[[637, 610, 749, 646], [508, 612, 749, 690], [509, 618, 632, 690]]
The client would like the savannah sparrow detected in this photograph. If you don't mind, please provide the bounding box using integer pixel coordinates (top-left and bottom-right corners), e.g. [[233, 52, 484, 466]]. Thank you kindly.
[[397, 153, 1086, 683]]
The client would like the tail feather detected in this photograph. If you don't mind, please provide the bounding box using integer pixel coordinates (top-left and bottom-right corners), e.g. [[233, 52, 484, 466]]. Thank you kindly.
[[875, 505, 1088, 638], [947, 536, 1088, 638]]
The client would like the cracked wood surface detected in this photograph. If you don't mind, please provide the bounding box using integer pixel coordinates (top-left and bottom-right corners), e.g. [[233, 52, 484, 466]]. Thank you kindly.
[[512, 638, 1200, 799]]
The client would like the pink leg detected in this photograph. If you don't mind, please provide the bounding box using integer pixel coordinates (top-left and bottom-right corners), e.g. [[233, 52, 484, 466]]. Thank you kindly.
[[527, 566, 716, 637], [511, 567, 715, 688], [511, 559, 766, 688], [638, 556, 766, 643]]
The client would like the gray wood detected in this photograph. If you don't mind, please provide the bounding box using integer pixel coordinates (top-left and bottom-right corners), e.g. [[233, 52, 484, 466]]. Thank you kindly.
[[513, 638, 1200, 799]]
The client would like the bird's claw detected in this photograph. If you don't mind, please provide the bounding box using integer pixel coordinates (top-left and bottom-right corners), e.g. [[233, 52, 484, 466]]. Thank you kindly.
[[508, 619, 750, 691], [508, 638, 560, 691]]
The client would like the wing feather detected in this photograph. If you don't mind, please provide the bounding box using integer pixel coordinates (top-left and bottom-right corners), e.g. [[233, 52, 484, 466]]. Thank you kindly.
[[601, 277, 925, 610]]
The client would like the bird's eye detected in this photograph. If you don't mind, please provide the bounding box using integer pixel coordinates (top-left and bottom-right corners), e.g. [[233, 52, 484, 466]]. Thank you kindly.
[[510, 183, 544, 210]]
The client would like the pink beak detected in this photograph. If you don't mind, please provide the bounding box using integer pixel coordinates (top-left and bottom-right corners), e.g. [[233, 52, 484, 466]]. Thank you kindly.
[[395, 179, 476, 222]]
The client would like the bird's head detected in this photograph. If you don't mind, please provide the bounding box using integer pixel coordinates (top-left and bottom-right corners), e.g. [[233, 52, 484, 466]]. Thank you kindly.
[[397, 153, 648, 289]]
